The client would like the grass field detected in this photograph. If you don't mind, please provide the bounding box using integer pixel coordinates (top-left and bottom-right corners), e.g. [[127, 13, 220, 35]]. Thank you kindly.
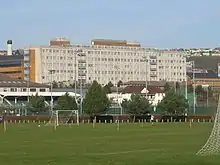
[[0, 122, 219, 165]]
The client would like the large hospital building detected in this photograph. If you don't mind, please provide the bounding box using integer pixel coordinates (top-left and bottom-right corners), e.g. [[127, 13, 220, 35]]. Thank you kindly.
[[23, 38, 187, 85]]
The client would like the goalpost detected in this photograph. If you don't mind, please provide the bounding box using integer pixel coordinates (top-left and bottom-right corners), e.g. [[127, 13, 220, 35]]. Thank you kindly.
[[196, 95, 220, 155], [45, 110, 79, 127], [55, 110, 79, 126]]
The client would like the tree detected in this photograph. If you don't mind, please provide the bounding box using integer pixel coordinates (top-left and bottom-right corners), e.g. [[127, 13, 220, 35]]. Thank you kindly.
[[187, 84, 193, 93], [175, 82, 180, 93], [107, 81, 114, 87], [121, 94, 151, 115], [83, 80, 111, 115], [117, 80, 123, 87], [207, 86, 213, 98], [55, 93, 77, 110], [164, 82, 170, 93], [195, 85, 204, 96], [27, 93, 47, 113], [157, 89, 188, 115], [103, 84, 111, 94], [52, 81, 58, 88]]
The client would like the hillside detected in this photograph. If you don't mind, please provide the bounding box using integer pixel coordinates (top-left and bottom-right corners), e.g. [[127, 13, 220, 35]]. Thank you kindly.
[[188, 56, 220, 71]]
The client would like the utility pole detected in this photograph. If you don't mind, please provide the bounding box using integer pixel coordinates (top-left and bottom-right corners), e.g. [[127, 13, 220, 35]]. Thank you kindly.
[[142, 56, 148, 98], [49, 70, 55, 114], [76, 49, 86, 115], [192, 61, 196, 114]]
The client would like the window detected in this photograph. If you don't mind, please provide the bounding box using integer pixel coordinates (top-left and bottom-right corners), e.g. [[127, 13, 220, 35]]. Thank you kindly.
[[3, 88, 7, 92], [30, 88, 36, 92], [22, 88, 27, 92], [40, 88, 46, 92], [10, 88, 17, 92]]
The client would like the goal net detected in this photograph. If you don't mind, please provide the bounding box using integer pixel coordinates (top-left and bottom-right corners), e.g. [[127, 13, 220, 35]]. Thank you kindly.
[[196, 95, 220, 156], [55, 110, 79, 126], [45, 110, 79, 126]]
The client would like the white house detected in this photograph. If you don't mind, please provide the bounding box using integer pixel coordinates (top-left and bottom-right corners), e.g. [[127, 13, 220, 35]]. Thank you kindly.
[[107, 86, 165, 106]]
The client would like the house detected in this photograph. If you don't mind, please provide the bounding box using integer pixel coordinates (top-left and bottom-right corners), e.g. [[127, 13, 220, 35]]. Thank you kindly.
[[107, 85, 165, 107]]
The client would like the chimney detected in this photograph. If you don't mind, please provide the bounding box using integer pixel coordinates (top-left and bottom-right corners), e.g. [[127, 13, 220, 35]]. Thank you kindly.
[[7, 40, 12, 55]]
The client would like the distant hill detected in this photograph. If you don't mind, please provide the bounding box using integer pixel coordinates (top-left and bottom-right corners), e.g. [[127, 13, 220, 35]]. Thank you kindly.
[[188, 56, 220, 71]]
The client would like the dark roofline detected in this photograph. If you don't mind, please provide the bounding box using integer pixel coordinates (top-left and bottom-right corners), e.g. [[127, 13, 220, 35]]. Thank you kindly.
[[0, 73, 49, 88]]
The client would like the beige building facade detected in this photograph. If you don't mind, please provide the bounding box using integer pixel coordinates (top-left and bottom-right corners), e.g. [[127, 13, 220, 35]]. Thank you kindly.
[[26, 38, 187, 85]]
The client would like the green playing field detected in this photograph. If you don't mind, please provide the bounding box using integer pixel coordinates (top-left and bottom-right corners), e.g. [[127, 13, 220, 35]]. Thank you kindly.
[[0, 122, 219, 165]]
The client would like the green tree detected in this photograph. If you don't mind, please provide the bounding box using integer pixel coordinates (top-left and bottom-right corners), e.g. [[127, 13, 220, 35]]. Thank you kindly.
[[103, 84, 111, 94], [83, 80, 111, 115], [187, 84, 193, 93], [117, 80, 123, 87], [55, 93, 77, 110], [157, 89, 188, 115], [175, 82, 180, 93], [195, 85, 204, 96], [27, 93, 47, 113], [207, 86, 213, 98], [107, 81, 114, 87], [121, 94, 151, 115], [164, 82, 170, 93], [52, 81, 58, 88]]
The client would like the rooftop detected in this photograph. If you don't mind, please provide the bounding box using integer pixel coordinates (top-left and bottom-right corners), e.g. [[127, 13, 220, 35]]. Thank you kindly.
[[122, 85, 164, 95], [0, 73, 49, 88], [187, 70, 218, 79]]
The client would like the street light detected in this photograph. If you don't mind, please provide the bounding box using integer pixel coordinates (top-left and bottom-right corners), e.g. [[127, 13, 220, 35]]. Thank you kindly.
[[75, 49, 86, 115], [190, 61, 196, 114], [114, 65, 122, 115], [27, 64, 31, 103], [142, 56, 148, 98], [48, 69, 55, 113]]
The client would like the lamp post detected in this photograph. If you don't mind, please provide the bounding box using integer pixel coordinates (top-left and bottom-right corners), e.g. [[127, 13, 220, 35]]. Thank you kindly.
[[26, 64, 31, 116], [48, 70, 55, 114], [191, 61, 196, 114], [74, 50, 78, 102], [185, 76, 188, 99], [75, 49, 86, 115], [142, 56, 148, 98], [114, 65, 122, 115]]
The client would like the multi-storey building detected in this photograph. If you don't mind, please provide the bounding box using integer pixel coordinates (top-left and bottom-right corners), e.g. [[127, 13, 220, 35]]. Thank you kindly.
[[26, 38, 187, 85], [0, 49, 29, 79]]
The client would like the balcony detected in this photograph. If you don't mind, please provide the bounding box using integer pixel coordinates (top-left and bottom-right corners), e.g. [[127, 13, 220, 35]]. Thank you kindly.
[[78, 73, 86, 77], [150, 61, 157, 65], [78, 66, 86, 70], [77, 53, 86, 57], [150, 74, 157, 77], [78, 60, 86, 63], [149, 55, 157, 59], [150, 68, 157, 71]]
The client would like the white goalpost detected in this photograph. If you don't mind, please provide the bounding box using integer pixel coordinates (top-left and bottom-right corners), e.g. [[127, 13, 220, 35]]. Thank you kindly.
[[55, 110, 79, 126], [196, 95, 220, 156], [45, 110, 79, 127]]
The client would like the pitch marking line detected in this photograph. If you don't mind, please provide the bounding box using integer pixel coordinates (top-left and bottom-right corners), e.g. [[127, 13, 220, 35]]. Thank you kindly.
[[84, 149, 163, 156]]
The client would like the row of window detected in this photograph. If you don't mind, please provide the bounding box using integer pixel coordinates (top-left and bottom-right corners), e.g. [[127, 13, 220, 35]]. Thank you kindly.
[[93, 70, 185, 75], [43, 56, 185, 64], [4, 88, 47, 92], [42, 48, 184, 57]]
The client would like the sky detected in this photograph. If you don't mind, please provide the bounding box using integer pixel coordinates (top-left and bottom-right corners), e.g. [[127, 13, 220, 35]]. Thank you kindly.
[[0, 0, 220, 49]]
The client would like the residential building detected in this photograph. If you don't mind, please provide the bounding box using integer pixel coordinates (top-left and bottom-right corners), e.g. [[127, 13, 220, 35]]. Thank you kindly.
[[107, 85, 165, 107], [27, 38, 187, 85]]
